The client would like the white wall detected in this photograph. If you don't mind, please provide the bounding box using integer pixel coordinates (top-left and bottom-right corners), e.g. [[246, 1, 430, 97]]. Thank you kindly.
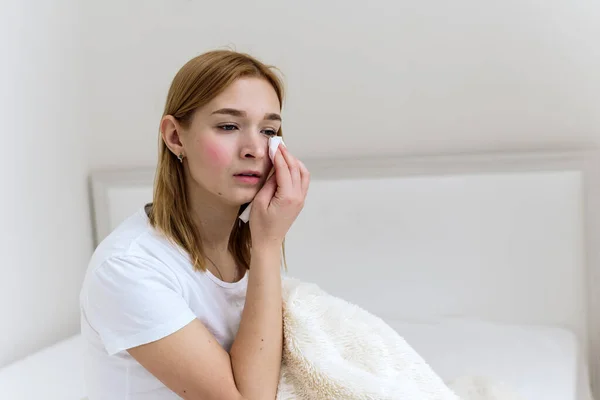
[[0, 1, 92, 366], [83, 0, 600, 170], [1, 0, 600, 367]]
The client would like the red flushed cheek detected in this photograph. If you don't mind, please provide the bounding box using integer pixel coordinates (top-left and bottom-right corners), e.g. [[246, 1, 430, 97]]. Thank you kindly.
[[202, 141, 231, 169]]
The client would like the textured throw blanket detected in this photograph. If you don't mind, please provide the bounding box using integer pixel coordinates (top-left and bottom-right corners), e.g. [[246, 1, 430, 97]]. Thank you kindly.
[[276, 278, 526, 400]]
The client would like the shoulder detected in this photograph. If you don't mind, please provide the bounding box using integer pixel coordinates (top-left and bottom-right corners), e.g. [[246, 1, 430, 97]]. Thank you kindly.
[[81, 253, 184, 316], [81, 208, 189, 305], [80, 253, 197, 356], [87, 207, 187, 274], [90, 208, 160, 264], [79, 208, 212, 355]]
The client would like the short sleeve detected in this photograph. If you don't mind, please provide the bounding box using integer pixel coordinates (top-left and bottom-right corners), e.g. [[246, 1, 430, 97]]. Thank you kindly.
[[83, 255, 197, 356]]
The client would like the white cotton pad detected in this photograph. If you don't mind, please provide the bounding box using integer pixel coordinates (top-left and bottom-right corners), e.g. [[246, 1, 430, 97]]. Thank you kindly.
[[268, 136, 284, 163], [238, 136, 285, 223]]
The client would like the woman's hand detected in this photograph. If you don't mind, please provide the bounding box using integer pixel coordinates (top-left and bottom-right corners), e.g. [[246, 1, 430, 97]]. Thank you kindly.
[[250, 145, 310, 249]]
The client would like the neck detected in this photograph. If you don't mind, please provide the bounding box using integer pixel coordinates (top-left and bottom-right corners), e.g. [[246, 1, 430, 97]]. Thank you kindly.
[[186, 181, 239, 255]]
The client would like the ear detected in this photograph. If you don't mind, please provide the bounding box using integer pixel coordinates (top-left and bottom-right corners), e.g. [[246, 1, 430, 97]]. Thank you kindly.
[[160, 115, 185, 157]]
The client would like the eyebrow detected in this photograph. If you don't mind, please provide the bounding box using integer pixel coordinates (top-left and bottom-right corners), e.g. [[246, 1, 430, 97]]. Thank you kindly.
[[211, 108, 281, 122]]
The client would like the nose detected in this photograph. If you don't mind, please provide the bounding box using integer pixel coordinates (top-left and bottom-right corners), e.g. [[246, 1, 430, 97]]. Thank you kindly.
[[239, 131, 268, 159]]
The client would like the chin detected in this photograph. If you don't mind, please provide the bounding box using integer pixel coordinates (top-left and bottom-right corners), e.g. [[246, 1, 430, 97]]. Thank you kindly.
[[221, 190, 258, 208]]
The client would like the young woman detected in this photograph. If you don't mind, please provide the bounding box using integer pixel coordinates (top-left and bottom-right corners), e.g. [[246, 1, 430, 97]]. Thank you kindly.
[[80, 50, 310, 400]]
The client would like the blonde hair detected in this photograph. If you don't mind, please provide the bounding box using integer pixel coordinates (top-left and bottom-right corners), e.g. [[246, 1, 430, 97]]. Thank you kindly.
[[149, 50, 286, 274]]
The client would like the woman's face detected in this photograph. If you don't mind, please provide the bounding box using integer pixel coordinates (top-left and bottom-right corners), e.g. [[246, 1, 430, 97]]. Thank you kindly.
[[167, 77, 282, 207]]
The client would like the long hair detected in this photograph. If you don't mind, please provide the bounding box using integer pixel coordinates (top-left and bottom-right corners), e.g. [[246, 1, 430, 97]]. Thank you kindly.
[[149, 50, 285, 273]]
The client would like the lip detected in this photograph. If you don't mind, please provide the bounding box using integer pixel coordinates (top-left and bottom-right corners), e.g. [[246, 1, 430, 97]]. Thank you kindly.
[[234, 175, 261, 184], [233, 170, 262, 185], [234, 170, 262, 178]]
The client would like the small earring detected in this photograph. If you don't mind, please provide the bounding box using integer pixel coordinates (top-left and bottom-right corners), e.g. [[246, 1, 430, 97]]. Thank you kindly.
[[177, 153, 184, 163]]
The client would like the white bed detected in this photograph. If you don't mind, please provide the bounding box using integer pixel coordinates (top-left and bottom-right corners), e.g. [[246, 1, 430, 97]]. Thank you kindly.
[[391, 318, 588, 400], [1, 149, 598, 400], [0, 320, 589, 400]]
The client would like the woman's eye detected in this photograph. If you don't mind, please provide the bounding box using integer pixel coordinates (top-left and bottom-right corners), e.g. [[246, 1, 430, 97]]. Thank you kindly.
[[218, 124, 238, 131], [263, 129, 277, 136]]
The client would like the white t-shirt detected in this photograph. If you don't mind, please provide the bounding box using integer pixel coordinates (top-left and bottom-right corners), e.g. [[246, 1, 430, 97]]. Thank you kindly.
[[79, 207, 248, 400]]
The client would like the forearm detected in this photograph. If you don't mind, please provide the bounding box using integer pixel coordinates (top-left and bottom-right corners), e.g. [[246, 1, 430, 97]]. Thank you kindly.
[[230, 244, 283, 400]]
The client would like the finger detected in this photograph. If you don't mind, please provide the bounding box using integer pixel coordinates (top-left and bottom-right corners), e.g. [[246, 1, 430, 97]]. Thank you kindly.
[[253, 173, 277, 207], [281, 145, 301, 189], [298, 160, 310, 196], [273, 146, 292, 192]]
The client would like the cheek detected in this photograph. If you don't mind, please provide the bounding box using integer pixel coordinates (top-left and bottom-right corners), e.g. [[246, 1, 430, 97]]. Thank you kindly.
[[202, 141, 232, 170]]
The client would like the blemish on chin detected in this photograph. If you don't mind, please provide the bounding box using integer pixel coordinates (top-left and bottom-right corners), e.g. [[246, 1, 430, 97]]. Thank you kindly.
[[218, 192, 222, 196]]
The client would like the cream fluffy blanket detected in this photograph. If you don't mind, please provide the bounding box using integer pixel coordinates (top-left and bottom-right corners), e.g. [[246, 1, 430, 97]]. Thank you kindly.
[[276, 278, 526, 400]]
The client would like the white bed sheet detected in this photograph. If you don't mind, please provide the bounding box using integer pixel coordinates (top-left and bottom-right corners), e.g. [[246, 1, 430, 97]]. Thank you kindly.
[[0, 321, 591, 400], [387, 318, 593, 400], [0, 334, 85, 400]]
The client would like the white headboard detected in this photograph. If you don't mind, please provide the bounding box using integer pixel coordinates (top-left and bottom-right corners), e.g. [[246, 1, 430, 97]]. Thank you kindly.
[[90, 149, 600, 395]]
